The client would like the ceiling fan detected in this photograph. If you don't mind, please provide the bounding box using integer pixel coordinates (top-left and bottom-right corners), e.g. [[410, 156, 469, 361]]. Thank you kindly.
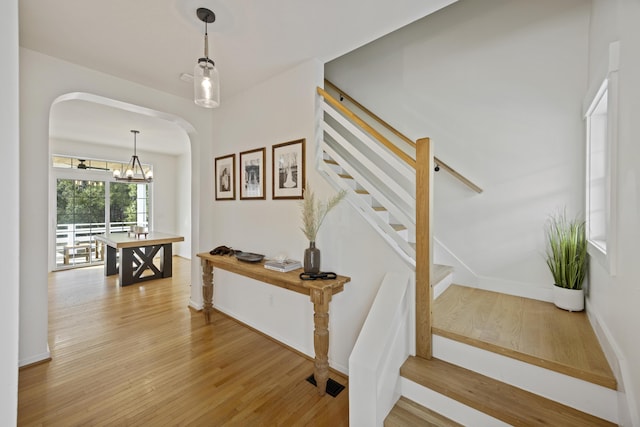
[[77, 159, 109, 170]]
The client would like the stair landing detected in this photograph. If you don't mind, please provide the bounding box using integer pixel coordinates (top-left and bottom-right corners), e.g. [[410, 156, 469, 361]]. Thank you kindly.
[[432, 285, 616, 389]]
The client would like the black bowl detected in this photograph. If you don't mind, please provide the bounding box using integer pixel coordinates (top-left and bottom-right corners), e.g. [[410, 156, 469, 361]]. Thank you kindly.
[[235, 252, 264, 263]]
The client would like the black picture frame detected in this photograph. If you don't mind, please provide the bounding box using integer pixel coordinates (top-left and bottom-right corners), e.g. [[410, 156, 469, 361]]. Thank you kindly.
[[239, 147, 266, 200], [272, 138, 305, 200]]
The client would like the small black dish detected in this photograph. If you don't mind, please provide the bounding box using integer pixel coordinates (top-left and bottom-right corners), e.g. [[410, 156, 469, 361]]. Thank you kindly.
[[235, 252, 264, 263]]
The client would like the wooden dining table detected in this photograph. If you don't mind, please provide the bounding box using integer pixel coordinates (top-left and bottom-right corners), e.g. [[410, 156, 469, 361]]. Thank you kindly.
[[94, 232, 184, 286]]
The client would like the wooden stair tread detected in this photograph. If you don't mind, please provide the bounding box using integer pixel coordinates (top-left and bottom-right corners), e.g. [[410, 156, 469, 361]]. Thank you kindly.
[[338, 173, 353, 179], [385, 396, 462, 427], [373, 206, 387, 212], [401, 356, 616, 427], [433, 285, 617, 389], [323, 158, 339, 166], [355, 189, 369, 195], [431, 264, 453, 286], [390, 224, 406, 231]]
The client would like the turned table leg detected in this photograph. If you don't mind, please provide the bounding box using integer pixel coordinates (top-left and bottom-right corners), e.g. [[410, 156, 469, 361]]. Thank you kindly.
[[310, 286, 332, 396], [201, 259, 214, 324]]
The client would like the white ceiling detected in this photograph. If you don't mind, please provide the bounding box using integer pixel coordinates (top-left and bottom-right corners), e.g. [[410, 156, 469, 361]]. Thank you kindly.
[[49, 100, 190, 155], [20, 0, 457, 154]]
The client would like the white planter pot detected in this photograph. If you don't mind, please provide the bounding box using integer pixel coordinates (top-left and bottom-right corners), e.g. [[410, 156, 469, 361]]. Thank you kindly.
[[553, 286, 584, 312]]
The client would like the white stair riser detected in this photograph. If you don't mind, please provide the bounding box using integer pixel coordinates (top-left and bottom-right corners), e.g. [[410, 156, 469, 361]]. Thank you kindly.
[[432, 335, 618, 423], [338, 177, 358, 190], [374, 210, 390, 223], [433, 273, 453, 299], [400, 378, 510, 427], [357, 192, 373, 205], [324, 162, 343, 175]]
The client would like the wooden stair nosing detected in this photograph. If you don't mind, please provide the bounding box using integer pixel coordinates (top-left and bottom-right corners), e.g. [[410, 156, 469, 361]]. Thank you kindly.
[[390, 223, 407, 232], [431, 327, 617, 390], [385, 396, 462, 427], [323, 158, 339, 166], [401, 356, 616, 427]]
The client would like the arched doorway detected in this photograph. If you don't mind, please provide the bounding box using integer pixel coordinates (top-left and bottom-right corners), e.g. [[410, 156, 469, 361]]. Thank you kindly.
[[48, 93, 194, 272]]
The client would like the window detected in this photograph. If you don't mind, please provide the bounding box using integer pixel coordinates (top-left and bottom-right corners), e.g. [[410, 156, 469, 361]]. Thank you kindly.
[[52, 154, 152, 269], [586, 82, 608, 252], [585, 41, 618, 275]]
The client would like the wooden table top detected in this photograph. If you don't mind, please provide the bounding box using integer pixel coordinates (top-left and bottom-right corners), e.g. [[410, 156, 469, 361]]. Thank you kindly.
[[95, 232, 185, 249], [197, 252, 351, 296]]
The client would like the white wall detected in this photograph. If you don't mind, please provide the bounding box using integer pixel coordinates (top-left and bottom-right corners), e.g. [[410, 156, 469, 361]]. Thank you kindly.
[[0, 0, 20, 423], [587, 1, 640, 425], [209, 59, 409, 373], [326, 0, 591, 293], [175, 151, 192, 258], [19, 48, 213, 366]]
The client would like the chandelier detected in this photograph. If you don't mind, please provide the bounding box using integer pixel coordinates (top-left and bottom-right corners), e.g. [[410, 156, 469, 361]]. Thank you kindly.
[[113, 130, 153, 183], [193, 7, 220, 108]]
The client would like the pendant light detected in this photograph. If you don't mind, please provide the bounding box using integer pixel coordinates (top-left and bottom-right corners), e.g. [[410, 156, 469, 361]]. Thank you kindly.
[[194, 8, 220, 108], [113, 130, 153, 183]]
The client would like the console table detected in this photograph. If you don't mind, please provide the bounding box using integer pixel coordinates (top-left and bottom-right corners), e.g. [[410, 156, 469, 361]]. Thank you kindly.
[[197, 252, 351, 396], [95, 232, 184, 286]]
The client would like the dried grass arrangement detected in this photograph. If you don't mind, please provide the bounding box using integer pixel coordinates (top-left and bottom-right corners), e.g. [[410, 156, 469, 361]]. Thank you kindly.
[[300, 184, 347, 242]]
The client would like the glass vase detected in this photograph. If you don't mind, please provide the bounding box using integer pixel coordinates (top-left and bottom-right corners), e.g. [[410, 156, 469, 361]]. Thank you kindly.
[[304, 241, 321, 274]]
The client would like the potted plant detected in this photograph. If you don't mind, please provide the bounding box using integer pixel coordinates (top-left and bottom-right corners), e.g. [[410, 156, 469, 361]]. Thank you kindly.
[[544, 210, 587, 311], [300, 184, 346, 273]]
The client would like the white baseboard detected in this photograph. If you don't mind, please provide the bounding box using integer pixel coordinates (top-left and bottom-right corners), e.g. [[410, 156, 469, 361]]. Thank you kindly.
[[19, 344, 51, 368], [188, 299, 203, 311], [587, 301, 639, 427]]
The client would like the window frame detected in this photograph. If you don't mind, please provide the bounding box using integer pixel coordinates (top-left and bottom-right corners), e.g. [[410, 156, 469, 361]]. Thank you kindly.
[[585, 41, 619, 276]]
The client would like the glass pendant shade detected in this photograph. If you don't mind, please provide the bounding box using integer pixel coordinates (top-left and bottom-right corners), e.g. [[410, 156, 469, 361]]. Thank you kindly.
[[194, 58, 219, 108]]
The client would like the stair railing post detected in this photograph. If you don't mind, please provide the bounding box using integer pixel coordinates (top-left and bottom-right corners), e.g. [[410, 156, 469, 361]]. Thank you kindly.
[[415, 137, 433, 359]]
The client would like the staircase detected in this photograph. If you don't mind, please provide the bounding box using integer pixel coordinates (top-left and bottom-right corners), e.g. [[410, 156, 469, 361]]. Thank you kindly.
[[316, 81, 619, 426], [388, 285, 618, 426]]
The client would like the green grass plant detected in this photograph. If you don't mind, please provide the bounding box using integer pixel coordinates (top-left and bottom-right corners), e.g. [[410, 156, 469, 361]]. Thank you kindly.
[[545, 210, 587, 290]]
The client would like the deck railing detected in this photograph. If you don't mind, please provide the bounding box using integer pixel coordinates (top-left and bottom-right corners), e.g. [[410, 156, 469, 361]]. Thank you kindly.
[[55, 221, 142, 266]]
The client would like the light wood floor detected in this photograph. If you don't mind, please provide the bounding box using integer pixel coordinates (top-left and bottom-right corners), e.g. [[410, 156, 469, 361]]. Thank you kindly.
[[433, 284, 616, 389], [18, 257, 349, 426]]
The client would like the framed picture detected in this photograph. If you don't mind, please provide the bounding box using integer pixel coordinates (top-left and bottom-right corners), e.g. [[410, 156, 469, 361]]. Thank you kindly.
[[214, 154, 236, 200], [239, 147, 266, 200], [272, 138, 305, 199]]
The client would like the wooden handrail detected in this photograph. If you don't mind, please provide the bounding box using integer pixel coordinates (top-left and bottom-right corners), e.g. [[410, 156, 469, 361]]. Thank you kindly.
[[317, 87, 416, 169], [324, 79, 483, 194], [433, 158, 483, 193], [325, 80, 416, 149]]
